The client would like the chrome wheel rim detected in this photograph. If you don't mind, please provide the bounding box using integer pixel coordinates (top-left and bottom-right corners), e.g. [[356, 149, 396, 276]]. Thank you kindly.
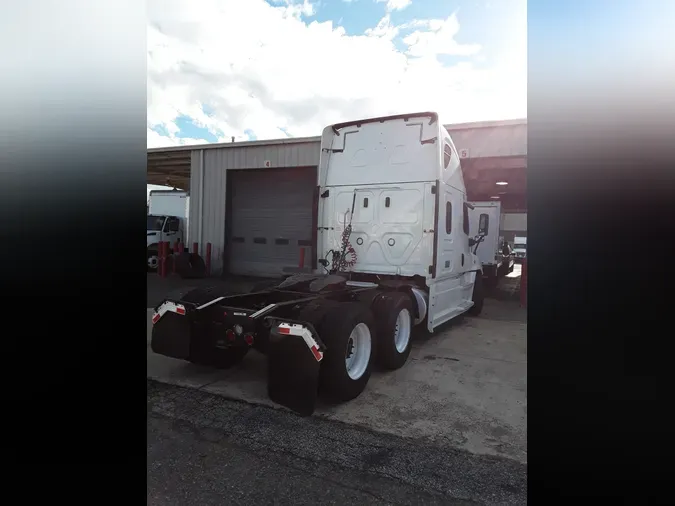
[[345, 323, 372, 380], [394, 308, 412, 353]]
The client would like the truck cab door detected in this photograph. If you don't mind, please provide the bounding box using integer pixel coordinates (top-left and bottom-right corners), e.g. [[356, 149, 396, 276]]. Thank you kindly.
[[163, 216, 181, 250], [427, 194, 479, 331]]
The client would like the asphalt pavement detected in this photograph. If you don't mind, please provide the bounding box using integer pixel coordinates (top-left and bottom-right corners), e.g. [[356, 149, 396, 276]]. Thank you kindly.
[[147, 380, 527, 505]]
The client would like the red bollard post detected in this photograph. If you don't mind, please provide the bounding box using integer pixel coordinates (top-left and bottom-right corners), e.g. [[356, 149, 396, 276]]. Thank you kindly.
[[173, 240, 180, 274], [192, 242, 199, 256], [205, 242, 212, 276], [159, 242, 166, 278], [157, 242, 161, 277], [520, 258, 527, 307], [164, 241, 170, 277], [298, 247, 306, 269]]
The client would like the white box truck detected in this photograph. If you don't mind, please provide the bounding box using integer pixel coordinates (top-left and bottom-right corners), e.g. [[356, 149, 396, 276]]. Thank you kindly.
[[469, 201, 514, 286], [147, 190, 189, 271]]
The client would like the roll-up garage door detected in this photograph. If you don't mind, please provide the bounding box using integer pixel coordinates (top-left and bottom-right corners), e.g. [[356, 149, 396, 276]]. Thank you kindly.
[[228, 167, 316, 277]]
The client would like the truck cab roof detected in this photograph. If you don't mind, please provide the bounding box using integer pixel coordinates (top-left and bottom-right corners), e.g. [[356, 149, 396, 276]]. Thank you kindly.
[[319, 111, 464, 191]]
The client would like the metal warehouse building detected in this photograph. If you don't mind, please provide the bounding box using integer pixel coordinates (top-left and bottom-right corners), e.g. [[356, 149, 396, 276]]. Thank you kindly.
[[147, 119, 527, 277]]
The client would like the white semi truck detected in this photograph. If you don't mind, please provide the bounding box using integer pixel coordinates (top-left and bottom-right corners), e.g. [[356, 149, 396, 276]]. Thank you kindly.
[[151, 112, 487, 415], [469, 201, 514, 286], [147, 190, 189, 271]]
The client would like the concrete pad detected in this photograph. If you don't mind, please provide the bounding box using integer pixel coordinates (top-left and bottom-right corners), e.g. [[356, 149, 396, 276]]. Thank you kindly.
[[325, 317, 527, 463], [146, 302, 527, 463]]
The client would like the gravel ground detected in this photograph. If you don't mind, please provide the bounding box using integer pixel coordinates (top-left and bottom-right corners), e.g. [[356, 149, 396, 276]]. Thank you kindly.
[[147, 380, 527, 505]]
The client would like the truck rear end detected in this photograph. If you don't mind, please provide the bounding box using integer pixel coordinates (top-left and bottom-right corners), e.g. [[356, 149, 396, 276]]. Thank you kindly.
[[150, 277, 393, 416], [317, 113, 441, 279]]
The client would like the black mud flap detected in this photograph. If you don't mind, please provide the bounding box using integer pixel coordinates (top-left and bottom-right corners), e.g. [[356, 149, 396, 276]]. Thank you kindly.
[[267, 331, 321, 417], [150, 308, 192, 360]]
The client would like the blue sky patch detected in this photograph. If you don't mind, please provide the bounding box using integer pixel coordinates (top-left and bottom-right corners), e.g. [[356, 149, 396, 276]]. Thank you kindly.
[[151, 123, 170, 137], [174, 115, 219, 142], [312, 0, 385, 36]]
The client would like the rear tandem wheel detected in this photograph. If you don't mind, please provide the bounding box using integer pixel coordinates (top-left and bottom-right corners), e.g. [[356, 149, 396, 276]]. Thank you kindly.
[[372, 291, 414, 370], [317, 302, 377, 402]]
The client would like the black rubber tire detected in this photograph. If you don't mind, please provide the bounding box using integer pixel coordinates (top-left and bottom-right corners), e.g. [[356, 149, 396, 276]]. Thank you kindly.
[[318, 302, 376, 402], [147, 249, 158, 272], [175, 252, 207, 279], [468, 272, 484, 316], [372, 291, 414, 370]]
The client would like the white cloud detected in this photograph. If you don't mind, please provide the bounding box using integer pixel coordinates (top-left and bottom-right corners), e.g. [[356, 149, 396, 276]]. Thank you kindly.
[[147, 0, 526, 148], [403, 13, 482, 57], [376, 0, 412, 13], [363, 14, 400, 40]]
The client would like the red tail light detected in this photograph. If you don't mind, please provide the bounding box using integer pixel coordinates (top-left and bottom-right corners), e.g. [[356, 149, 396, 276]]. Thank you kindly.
[[226, 329, 235, 341], [244, 334, 254, 346]]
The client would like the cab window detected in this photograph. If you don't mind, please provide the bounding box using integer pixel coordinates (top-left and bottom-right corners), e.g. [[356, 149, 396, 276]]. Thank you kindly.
[[462, 203, 470, 235], [445, 201, 452, 234], [443, 143, 453, 168]]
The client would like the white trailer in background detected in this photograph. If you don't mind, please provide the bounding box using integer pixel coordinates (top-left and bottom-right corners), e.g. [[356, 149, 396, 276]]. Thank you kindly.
[[513, 236, 527, 263], [469, 201, 514, 286], [147, 190, 190, 271]]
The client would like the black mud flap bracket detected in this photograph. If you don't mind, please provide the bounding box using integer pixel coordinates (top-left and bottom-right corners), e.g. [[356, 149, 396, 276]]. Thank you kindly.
[[266, 318, 326, 417]]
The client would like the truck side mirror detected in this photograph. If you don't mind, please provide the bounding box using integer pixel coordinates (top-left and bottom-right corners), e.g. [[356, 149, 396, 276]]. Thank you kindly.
[[468, 238, 477, 247], [478, 214, 489, 235]]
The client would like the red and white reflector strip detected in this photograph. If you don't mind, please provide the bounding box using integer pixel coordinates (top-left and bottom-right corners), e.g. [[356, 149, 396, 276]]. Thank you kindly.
[[276, 323, 324, 362], [152, 301, 187, 325]]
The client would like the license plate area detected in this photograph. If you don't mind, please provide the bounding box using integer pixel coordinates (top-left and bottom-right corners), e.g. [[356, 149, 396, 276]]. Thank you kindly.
[[193, 305, 259, 348]]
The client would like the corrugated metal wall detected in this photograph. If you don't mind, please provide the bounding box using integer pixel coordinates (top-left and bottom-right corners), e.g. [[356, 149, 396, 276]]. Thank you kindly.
[[188, 141, 320, 274]]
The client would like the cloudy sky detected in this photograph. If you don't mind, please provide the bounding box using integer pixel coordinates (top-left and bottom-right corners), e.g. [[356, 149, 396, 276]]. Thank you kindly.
[[147, 0, 526, 150]]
